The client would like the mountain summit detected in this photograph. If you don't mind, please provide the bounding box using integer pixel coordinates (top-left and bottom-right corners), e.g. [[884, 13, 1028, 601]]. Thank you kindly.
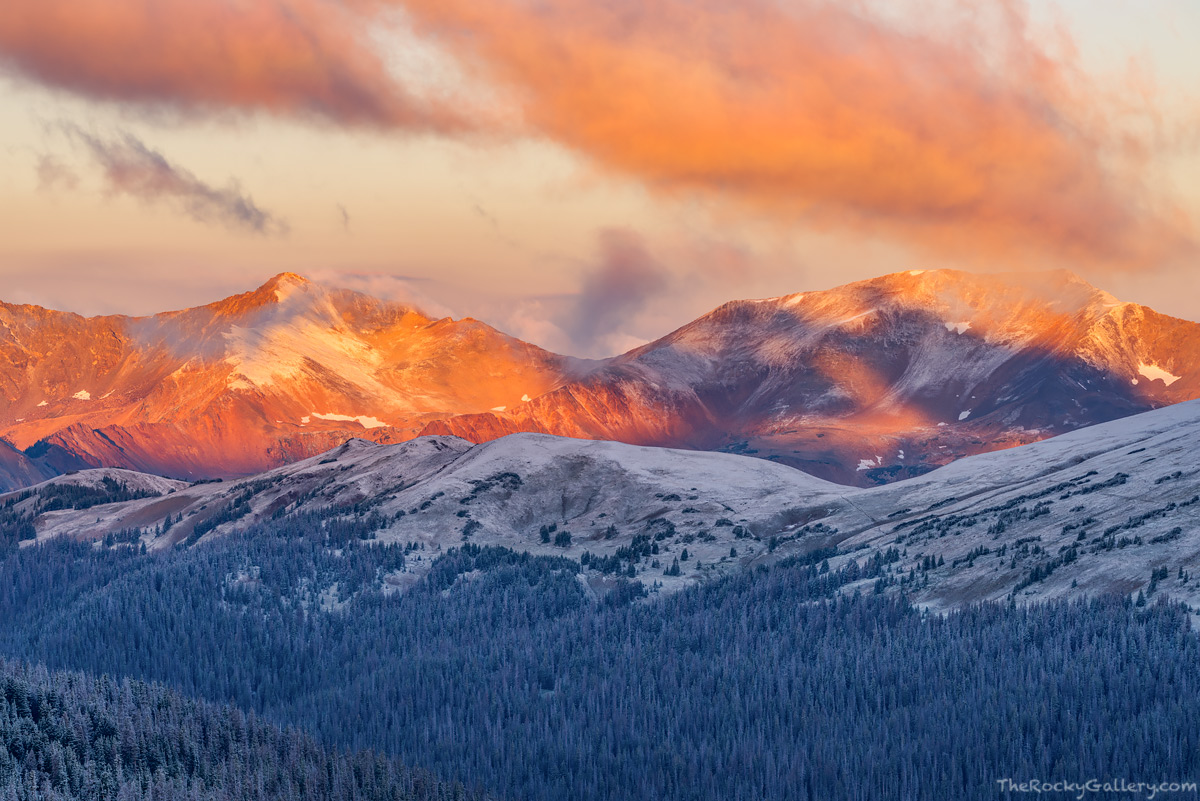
[[423, 269, 1200, 483], [0, 273, 570, 483], [1, 269, 1197, 489]]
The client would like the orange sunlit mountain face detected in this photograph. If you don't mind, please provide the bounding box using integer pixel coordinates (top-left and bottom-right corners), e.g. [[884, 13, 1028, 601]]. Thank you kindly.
[[2, 269, 1196, 489], [0, 274, 572, 480]]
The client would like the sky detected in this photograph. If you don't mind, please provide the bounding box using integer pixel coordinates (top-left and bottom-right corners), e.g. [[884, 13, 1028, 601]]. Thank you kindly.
[[0, 0, 1198, 358]]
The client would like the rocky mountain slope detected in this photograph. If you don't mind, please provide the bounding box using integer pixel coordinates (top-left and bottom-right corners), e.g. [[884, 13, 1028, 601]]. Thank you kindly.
[[9, 398, 1200, 613], [2, 269, 1198, 489], [426, 269, 1200, 483], [0, 273, 573, 486]]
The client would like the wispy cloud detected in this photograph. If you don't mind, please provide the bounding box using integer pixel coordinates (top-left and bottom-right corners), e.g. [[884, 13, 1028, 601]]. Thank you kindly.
[[63, 127, 287, 235], [557, 228, 671, 355], [34, 154, 79, 191], [306, 269, 456, 318]]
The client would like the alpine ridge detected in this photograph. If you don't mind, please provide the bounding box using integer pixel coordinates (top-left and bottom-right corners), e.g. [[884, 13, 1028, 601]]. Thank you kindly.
[[1, 268, 1198, 489], [0, 273, 573, 486], [424, 269, 1200, 483]]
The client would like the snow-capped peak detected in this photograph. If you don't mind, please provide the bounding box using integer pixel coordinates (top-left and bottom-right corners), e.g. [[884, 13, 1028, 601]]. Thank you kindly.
[[262, 272, 311, 302]]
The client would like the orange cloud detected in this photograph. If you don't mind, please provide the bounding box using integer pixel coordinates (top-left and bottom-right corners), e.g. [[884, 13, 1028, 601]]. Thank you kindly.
[[397, 0, 1193, 266], [0, 0, 465, 131], [0, 0, 1192, 266]]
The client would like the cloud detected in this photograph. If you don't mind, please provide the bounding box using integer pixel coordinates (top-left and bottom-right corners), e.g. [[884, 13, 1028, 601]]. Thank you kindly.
[[337, 203, 351, 230], [0, 0, 471, 132], [397, 0, 1193, 267], [561, 229, 670, 351], [64, 127, 288, 235], [471, 201, 499, 229], [1, 0, 1193, 268], [35, 154, 78, 191], [306, 269, 456, 318]]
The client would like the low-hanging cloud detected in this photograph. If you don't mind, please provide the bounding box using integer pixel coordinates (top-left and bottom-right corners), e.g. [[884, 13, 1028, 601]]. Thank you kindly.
[[65, 127, 288, 235], [1, 0, 1194, 268], [557, 229, 671, 356], [306, 269, 456, 318]]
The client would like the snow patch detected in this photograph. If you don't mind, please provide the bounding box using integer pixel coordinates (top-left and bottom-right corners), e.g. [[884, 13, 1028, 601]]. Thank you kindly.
[[958, 410, 972, 421], [37, 401, 48, 407], [856, 455, 884, 471], [490, 406, 507, 412], [1137, 362, 1181, 387], [898, 450, 905, 460], [937, 422, 947, 427], [521, 394, 532, 402], [310, 411, 387, 429], [785, 294, 805, 307], [944, 321, 971, 335], [72, 390, 91, 401], [301, 416, 311, 424], [908, 270, 925, 276]]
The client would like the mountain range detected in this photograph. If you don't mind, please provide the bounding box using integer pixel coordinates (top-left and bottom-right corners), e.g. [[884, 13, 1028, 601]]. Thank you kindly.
[[4, 266, 1200, 801], [1, 268, 1197, 490], [8, 394, 1200, 612]]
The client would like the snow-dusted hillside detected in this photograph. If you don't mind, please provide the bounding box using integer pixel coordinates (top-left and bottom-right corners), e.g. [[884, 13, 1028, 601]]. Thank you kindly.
[[832, 397, 1200, 611], [7, 398, 1200, 612]]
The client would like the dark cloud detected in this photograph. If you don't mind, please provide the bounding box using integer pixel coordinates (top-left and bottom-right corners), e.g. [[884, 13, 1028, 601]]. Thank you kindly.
[[337, 203, 350, 230], [65, 127, 287, 235], [558, 228, 671, 353]]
